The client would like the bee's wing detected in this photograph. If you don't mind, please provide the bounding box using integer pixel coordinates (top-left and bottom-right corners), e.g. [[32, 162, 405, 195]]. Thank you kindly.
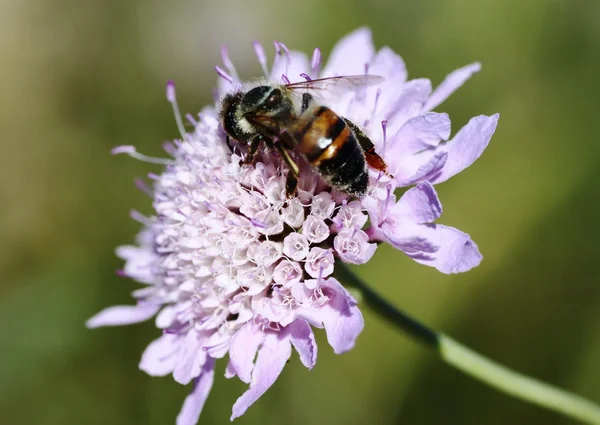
[[284, 75, 384, 100]]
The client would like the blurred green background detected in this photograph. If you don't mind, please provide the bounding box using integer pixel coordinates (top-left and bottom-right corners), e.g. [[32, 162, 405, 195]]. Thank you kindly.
[[2, 0, 600, 424]]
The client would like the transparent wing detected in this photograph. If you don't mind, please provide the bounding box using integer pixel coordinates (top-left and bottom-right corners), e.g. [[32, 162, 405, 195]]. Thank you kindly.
[[284, 75, 384, 100]]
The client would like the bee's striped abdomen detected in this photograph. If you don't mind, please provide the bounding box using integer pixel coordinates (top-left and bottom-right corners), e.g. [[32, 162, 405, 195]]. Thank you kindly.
[[294, 106, 368, 196]]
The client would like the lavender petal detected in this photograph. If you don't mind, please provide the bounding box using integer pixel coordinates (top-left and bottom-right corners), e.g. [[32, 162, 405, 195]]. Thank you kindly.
[[85, 303, 160, 328], [230, 333, 292, 420], [424, 62, 481, 111], [176, 357, 216, 425]]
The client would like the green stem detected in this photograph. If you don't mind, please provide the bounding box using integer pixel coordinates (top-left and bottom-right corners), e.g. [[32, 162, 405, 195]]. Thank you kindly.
[[335, 262, 600, 425]]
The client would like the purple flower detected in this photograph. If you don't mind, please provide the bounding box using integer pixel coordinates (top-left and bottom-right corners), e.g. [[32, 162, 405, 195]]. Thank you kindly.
[[87, 27, 498, 424]]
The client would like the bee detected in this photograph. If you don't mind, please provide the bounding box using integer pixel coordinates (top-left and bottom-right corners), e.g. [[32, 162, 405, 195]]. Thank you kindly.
[[219, 75, 390, 198]]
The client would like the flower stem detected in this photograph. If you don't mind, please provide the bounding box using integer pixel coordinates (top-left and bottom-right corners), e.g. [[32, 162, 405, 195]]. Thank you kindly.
[[335, 262, 600, 425]]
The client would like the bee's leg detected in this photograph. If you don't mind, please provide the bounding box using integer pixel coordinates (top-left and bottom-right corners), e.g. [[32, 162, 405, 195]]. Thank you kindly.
[[301, 93, 313, 114], [225, 135, 234, 153], [271, 141, 300, 198], [285, 171, 299, 198], [343, 118, 392, 177], [242, 134, 263, 165]]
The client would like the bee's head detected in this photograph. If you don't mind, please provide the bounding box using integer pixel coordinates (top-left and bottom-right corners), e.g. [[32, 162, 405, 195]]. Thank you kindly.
[[240, 86, 293, 121]]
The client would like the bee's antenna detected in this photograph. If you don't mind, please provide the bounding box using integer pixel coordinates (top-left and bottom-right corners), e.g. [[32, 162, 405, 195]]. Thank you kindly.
[[253, 41, 269, 77], [166, 81, 187, 140], [311, 48, 321, 78]]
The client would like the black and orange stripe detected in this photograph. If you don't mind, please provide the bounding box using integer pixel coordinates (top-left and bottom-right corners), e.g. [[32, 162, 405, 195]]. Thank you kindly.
[[293, 106, 368, 196]]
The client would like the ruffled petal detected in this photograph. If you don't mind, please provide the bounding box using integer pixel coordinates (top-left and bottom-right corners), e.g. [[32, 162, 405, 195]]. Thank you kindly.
[[85, 303, 160, 328], [321, 27, 375, 77], [176, 357, 216, 425], [392, 181, 442, 224], [321, 279, 364, 353], [424, 62, 481, 111], [224, 360, 237, 379], [384, 232, 438, 257], [387, 223, 482, 273], [155, 305, 177, 329], [392, 112, 451, 155], [173, 329, 207, 385], [430, 114, 499, 184], [370, 46, 407, 86], [396, 151, 447, 186], [139, 333, 180, 377], [333, 229, 377, 265], [384, 78, 432, 135], [230, 332, 292, 420], [229, 322, 265, 384], [287, 320, 317, 369], [297, 278, 364, 354], [361, 47, 408, 123]]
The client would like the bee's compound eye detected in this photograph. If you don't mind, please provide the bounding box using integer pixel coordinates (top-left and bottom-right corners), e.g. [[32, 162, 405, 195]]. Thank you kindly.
[[243, 86, 271, 107], [265, 89, 281, 106]]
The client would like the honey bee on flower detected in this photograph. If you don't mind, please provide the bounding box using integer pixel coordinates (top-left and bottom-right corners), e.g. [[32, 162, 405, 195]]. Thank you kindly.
[[88, 27, 498, 424]]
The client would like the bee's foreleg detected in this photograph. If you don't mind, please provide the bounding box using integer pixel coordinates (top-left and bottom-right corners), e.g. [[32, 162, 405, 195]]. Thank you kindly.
[[343, 118, 392, 178], [285, 173, 299, 198], [301, 93, 313, 114], [242, 134, 263, 165], [273, 143, 300, 198], [225, 135, 234, 153]]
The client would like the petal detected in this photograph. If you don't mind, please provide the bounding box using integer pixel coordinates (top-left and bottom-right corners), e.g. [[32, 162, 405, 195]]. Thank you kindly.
[[392, 112, 451, 155], [139, 333, 179, 377], [392, 181, 442, 224], [321, 27, 375, 77], [333, 229, 377, 265], [270, 50, 310, 83], [173, 329, 207, 385], [85, 303, 160, 328], [384, 79, 432, 135], [321, 279, 364, 353], [287, 320, 318, 369], [389, 223, 482, 273], [225, 360, 237, 379], [424, 62, 481, 111], [155, 305, 177, 329], [362, 47, 408, 120], [176, 357, 216, 425], [229, 322, 265, 384], [230, 332, 292, 420], [430, 114, 499, 184], [396, 151, 448, 186], [297, 278, 364, 354], [202, 331, 231, 359], [370, 46, 407, 85], [384, 227, 439, 256]]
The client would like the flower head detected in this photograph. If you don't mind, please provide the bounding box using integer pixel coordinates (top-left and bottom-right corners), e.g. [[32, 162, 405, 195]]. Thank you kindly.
[[88, 27, 498, 424]]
